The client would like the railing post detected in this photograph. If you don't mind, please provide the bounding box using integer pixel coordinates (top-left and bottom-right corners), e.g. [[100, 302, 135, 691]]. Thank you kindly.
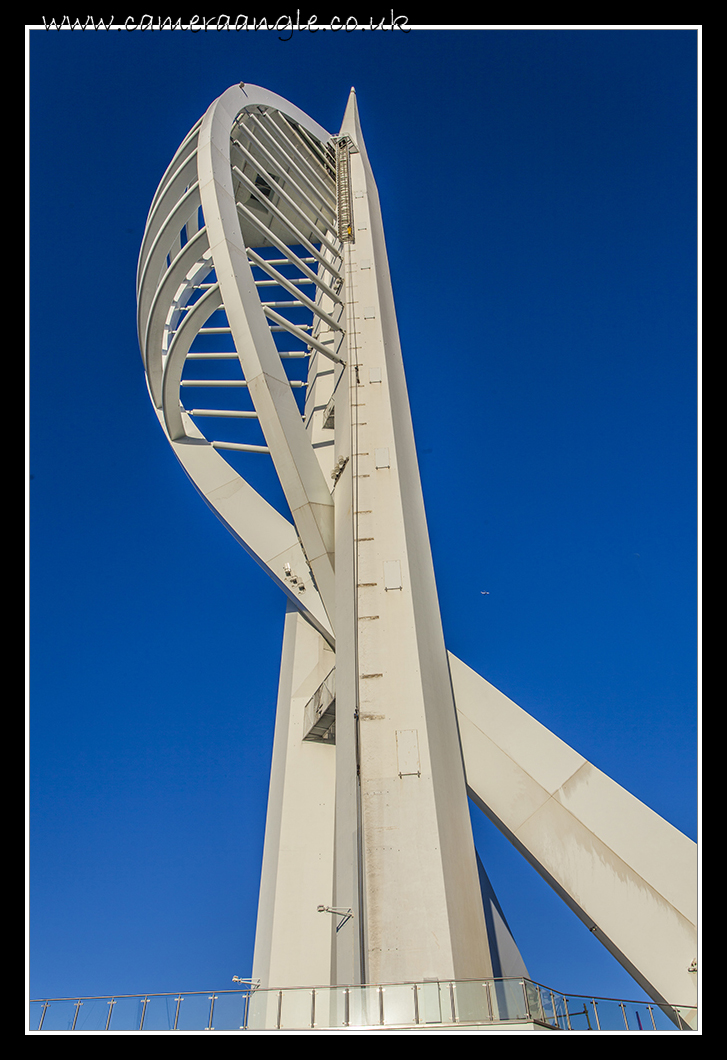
[[620, 1001, 629, 1029], [173, 995, 183, 1030], [485, 980, 493, 1022], [139, 996, 150, 1030], [207, 994, 217, 1030], [71, 999, 83, 1030], [592, 999, 602, 1030], [105, 998, 116, 1031], [647, 1004, 657, 1030], [535, 984, 546, 1025], [674, 1007, 688, 1030], [37, 1001, 49, 1031]]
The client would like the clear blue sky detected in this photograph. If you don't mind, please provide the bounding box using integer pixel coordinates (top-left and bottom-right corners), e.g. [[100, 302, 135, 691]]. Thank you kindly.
[[28, 26, 699, 1007]]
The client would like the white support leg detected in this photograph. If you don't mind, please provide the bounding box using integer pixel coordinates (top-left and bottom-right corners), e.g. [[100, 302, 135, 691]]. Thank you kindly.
[[252, 604, 337, 989], [450, 652, 698, 1024]]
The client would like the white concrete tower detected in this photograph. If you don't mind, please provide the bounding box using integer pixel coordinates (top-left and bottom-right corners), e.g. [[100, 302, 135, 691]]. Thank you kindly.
[[328, 88, 494, 987], [137, 83, 697, 1027]]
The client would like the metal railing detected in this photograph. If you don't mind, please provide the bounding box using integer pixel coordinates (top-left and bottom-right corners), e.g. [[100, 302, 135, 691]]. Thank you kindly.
[[30, 978, 696, 1032]]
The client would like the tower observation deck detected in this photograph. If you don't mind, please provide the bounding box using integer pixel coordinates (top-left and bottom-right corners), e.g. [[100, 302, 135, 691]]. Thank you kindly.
[[134, 83, 697, 1031]]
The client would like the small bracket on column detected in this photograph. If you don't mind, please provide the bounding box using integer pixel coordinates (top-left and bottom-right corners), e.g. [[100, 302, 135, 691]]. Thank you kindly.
[[317, 904, 354, 932]]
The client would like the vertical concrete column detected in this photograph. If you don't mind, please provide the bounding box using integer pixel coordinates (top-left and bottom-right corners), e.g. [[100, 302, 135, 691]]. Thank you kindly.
[[332, 91, 494, 985], [252, 605, 336, 989]]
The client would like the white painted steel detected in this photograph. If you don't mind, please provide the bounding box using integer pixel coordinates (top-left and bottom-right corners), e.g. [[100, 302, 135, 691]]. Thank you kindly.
[[252, 604, 336, 991], [136, 84, 337, 640], [327, 88, 494, 987], [196, 85, 337, 620], [450, 653, 698, 1023], [137, 83, 696, 1023]]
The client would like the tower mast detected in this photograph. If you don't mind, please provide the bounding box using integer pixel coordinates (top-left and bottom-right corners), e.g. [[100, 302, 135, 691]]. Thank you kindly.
[[329, 88, 493, 986]]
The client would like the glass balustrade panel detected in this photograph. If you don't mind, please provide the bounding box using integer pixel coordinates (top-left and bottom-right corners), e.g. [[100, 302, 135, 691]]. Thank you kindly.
[[208, 992, 248, 1030], [246, 989, 281, 1030], [139, 994, 185, 1031], [279, 987, 314, 1029], [348, 984, 381, 1028], [172, 992, 215, 1031], [452, 980, 491, 1023], [380, 983, 417, 1026], [491, 979, 528, 1021]]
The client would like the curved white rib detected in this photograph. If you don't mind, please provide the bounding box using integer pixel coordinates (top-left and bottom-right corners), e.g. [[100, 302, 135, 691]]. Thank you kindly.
[[195, 85, 341, 620], [136, 85, 342, 638]]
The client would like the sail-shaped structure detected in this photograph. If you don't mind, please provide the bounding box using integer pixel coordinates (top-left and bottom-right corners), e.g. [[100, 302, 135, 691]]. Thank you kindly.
[[136, 83, 697, 1029]]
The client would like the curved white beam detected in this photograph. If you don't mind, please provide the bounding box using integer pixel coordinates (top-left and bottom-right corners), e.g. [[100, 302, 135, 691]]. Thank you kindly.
[[137, 182, 202, 348], [196, 85, 338, 621], [137, 142, 200, 304], [141, 227, 210, 406], [157, 408, 332, 643], [449, 652, 697, 1024], [137, 89, 336, 641], [162, 283, 224, 440]]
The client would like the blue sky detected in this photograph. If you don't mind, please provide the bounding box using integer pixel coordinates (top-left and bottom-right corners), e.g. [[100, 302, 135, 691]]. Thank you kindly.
[[28, 26, 699, 1008]]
